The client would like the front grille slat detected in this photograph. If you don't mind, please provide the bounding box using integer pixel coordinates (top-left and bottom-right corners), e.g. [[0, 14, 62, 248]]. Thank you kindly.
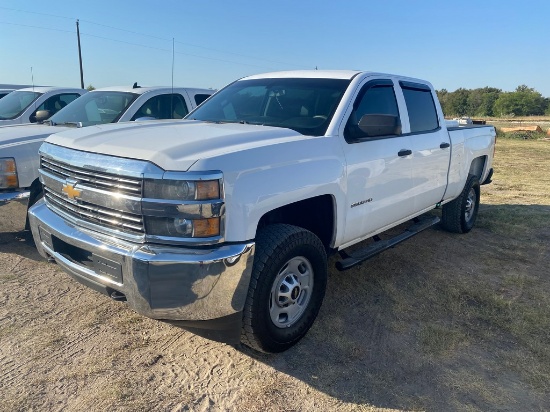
[[42, 155, 145, 236], [41, 157, 142, 196]]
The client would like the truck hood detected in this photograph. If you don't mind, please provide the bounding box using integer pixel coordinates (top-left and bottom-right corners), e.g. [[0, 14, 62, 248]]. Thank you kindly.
[[0, 124, 70, 149], [46, 120, 307, 171]]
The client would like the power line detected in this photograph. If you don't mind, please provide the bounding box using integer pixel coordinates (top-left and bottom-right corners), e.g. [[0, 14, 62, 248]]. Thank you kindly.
[[174, 40, 310, 69], [0, 21, 281, 70], [82, 32, 278, 70], [0, 6, 74, 21], [0, 21, 74, 34], [0, 6, 307, 69]]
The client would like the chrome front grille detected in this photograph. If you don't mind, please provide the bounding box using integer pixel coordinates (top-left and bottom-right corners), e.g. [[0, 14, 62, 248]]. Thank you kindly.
[[44, 187, 144, 234], [40, 153, 145, 236], [41, 156, 142, 197]]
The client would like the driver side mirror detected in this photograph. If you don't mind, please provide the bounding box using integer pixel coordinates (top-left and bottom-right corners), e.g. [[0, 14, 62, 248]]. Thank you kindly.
[[31, 110, 52, 123], [358, 114, 401, 137]]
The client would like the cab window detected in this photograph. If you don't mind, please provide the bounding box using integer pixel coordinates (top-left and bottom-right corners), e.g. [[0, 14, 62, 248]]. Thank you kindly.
[[131, 94, 189, 120], [400, 82, 439, 133], [344, 80, 400, 142]]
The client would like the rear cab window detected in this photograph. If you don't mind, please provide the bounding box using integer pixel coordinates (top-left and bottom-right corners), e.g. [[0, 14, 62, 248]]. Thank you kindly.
[[399, 81, 439, 133], [131, 94, 189, 120], [194, 94, 212, 106]]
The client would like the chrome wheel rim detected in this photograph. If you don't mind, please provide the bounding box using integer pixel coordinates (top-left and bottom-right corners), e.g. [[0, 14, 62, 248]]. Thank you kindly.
[[269, 256, 314, 328], [465, 187, 477, 223]]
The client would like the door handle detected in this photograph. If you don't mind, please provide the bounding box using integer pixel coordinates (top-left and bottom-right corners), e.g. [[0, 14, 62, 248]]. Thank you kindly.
[[440, 142, 450, 149], [398, 149, 412, 157]]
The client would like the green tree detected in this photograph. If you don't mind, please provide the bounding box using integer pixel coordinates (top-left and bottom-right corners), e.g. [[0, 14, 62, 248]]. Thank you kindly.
[[444, 88, 470, 117], [467, 87, 501, 117], [86, 84, 95, 91], [436, 89, 449, 114], [493, 85, 546, 116]]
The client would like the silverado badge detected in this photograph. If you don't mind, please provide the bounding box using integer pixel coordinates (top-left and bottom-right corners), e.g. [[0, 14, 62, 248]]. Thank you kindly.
[[62, 182, 81, 199]]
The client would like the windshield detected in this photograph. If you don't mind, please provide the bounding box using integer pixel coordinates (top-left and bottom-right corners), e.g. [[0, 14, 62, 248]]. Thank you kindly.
[[0, 91, 42, 120], [187, 78, 350, 136], [49, 91, 138, 127]]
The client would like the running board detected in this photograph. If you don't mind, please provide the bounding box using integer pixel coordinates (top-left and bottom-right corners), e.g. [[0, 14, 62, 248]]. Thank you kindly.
[[335, 216, 440, 271]]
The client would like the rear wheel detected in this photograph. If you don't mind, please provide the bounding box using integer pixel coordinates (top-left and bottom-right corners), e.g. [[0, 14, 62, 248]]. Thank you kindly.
[[241, 224, 327, 353], [442, 174, 480, 233]]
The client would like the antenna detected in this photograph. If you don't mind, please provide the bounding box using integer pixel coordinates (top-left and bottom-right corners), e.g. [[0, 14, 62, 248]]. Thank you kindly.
[[76, 19, 85, 89], [171, 38, 175, 92], [31, 66, 37, 112], [171, 37, 174, 118]]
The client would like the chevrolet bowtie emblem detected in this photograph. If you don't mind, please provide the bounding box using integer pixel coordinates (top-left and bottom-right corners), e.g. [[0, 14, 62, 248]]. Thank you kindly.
[[62, 182, 81, 199]]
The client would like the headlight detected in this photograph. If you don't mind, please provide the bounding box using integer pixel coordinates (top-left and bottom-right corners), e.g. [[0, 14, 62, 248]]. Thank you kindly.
[[143, 173, 223, 240], [145, 216, 221, 238], [144, 179, 220, 201], [0, 158, 18, 189]]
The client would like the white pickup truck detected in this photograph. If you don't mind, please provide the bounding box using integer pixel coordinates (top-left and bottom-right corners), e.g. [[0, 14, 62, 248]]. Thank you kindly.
[[0, 86, 86, 126], [0, 85, 214, 208], [28, 70, 495, 353]]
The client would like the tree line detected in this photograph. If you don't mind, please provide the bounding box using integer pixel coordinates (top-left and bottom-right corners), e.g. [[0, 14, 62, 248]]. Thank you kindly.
[[436, 85, 550, 118]]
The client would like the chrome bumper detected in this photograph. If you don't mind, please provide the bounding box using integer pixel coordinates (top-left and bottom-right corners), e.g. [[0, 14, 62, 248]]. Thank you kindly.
[[28, 200, 255, 322], [0, 189, 30, 206]]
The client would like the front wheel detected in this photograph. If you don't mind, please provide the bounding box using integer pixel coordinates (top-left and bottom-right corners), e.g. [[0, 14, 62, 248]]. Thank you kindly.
[[441, 174, 480, 233], [241, 224, 327, 353], [24, 179, 44, 230]]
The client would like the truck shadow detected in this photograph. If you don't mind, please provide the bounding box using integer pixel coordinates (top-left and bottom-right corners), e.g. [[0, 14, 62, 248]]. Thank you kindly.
[[239, 204, 550, 411], [0, 230, 43, 262]]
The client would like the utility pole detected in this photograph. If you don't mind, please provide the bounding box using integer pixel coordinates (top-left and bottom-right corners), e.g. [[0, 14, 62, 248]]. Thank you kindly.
[[76, 19, 84, 89]]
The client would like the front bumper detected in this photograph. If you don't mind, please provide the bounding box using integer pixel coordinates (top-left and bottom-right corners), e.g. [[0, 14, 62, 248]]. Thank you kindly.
[[29, 200, 255, 342], [0, 189, 30, 206]]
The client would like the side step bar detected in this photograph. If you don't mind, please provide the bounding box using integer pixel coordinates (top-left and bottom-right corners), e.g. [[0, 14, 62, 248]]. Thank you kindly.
[[335, 215, 440, 271]]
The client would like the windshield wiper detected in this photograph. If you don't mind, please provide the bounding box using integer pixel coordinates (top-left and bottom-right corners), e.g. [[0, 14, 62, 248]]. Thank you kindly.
[[43, 120, 56, 126]]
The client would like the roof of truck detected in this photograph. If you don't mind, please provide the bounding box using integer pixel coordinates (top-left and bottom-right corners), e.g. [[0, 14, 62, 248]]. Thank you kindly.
[[93, 85, 214, 94], [14, 86, 86, 93], [243, 70, 362, 80]]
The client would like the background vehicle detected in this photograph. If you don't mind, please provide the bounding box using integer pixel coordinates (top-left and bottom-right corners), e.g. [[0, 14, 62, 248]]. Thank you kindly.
[[0, 87, 86, 126], [0, 89, 15, 100], [28, 71, 495, 353], [0, 83, 42, 100], [0, 85, 214, 208]]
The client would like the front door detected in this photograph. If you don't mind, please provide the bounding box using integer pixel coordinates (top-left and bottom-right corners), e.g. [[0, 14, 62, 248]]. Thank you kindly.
[[339, 79, 415, 247]]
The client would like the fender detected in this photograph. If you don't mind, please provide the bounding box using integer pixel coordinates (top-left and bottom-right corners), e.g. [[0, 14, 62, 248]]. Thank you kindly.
[[190, 135, 347, 244]]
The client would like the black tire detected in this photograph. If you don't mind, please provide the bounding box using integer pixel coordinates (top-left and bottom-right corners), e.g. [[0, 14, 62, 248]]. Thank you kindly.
[[241, 224, 327, 353], [441, 174, 480, 233], [24, 180, 44, 231]]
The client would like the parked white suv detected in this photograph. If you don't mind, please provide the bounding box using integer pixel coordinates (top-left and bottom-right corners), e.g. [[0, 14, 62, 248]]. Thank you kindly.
[[0, 87, 86, 126]]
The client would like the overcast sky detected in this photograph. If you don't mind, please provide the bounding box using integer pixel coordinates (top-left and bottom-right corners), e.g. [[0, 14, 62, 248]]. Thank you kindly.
[[1, 0, 548, 96]]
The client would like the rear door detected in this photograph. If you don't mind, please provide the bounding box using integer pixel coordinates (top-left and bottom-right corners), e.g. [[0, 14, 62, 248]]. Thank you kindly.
[[398, 82, 451, 211], [339, 78, 415, 246]]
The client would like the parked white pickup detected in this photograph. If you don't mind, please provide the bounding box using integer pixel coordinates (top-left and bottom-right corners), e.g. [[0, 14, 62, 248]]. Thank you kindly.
[[29, 71, 495, 353]]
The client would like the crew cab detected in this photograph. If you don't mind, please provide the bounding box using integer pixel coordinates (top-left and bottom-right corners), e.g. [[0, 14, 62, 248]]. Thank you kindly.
[[0, 85, 214, 207], [28, 71, 495, 353], [0, 86, 86, 126]]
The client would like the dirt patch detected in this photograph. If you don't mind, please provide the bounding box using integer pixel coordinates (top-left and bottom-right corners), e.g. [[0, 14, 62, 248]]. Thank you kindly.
[[1, 139, 549, 411]]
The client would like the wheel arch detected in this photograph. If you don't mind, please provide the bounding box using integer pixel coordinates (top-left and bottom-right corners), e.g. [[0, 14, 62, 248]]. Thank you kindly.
[[256, 194, 336, 251], [468, 155, 487, 181]]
